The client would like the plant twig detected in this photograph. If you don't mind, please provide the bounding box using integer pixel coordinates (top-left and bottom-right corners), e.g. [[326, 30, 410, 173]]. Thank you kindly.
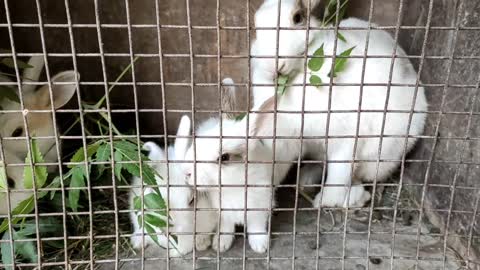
[[94, 56, 140, 109]]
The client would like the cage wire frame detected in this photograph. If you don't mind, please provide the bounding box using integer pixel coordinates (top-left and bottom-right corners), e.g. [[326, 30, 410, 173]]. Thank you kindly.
[[0, 0, 478, 269]]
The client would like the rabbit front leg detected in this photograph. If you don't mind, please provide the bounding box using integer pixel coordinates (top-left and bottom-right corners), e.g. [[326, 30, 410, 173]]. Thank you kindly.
[[313, 141, 371, 208], [247, 209, 269, 253], [212, 212, 236, 252]]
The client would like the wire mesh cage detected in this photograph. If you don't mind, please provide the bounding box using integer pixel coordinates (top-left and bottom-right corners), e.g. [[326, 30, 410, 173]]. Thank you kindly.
[[0, 0, 479, 269]]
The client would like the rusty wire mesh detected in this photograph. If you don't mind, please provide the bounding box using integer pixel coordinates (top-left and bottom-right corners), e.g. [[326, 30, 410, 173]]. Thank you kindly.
[[0, 0, 479, 269]]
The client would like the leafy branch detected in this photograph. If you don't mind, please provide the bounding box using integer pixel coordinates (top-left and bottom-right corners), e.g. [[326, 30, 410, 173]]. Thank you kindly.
[[0, 56, 172, 265]]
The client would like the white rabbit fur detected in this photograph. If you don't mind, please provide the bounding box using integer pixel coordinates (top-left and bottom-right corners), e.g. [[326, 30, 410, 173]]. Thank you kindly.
[[251, 0, 321, 108], [181, 76, 292, 253], [129, 116, 216, 257], [0, 57, 77, 214], [186, 1, 427, 220]]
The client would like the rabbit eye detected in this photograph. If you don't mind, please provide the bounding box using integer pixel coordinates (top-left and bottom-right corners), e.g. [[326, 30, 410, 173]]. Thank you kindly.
[[7, 177, 15, 188], [11, 127, 23, 137], [293, 11, 304, 25], [218, 153, 230, 162]]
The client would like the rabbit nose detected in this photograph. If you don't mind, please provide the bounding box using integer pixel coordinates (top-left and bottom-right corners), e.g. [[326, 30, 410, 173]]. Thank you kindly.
[[186, 172, 192, 178], [7, 177, 15, 188]]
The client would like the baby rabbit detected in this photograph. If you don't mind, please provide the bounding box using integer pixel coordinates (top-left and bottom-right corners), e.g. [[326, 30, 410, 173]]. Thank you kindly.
[[181, 78, 291, 254], [129, 116, 216, 257], [0, 57, 78, 214], [239, 1, 429, 208]]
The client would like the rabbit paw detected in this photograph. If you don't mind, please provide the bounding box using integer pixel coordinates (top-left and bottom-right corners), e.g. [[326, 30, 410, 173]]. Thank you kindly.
[[195, 235, 212, 251], [212, 234, 234, 252], [248, 234, 268, 253], [314, 186, 371, 208], [167, 248, 184, 257], [130, 235, 146, 250], [278, 58, 301, 76]]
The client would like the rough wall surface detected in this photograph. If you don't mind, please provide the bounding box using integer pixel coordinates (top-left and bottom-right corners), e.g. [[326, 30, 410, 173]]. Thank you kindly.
[[0, 0, 478, 266]]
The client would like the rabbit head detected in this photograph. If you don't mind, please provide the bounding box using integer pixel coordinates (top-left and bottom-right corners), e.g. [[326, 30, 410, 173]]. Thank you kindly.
[[182, 79, 272, 190], [0, 70, 78, 167], [252, 0, 322, 76]]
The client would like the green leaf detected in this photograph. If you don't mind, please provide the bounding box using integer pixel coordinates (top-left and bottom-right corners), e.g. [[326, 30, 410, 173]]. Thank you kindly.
[[308, 44, 325, 72], [113, 150, 123, 181], [276, 75, 289, 96], [328, 46, 356, 78], [309, 75, 322, 87], [95, 143, 111, 176], [69, 141, 103, 168], [1, 58, 33, 69], [323, 0, 349, 25], [68, 166, 85, 211], [337, 32, 347, 42], [234, 112, 246, 122], [1, 233, 14, 270], [0, 196, 36, 233], [143, 193, 166, 211], [144, 213, 167, 228], [142, 222, 160, 246], [113, 140, 142, 153], [134, 193, 168, 226], [13, 231, 37, 264], [0, 166, 7, 190], [23, 139, 48, 189], [0, 85, 20, 103]]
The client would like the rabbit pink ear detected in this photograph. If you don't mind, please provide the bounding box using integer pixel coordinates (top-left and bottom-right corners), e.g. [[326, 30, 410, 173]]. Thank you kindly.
[[174, 115, 191, 160], [36, 71, 78, 109]]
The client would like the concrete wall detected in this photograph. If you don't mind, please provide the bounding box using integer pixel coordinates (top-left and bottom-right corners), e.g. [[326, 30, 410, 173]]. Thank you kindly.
[[1, 0, 478, 266]]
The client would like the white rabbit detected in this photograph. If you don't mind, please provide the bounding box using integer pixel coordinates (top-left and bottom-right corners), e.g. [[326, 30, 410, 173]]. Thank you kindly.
[[181, 78, 291, 254], [0, 59, 78, 214], [250, 9, 428, 208], [129, 116, 216, 257], [187, 6, 427, 213]]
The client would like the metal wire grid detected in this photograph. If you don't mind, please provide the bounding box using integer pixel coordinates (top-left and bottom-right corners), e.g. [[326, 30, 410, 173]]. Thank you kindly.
[[0, 0, 478, 269]]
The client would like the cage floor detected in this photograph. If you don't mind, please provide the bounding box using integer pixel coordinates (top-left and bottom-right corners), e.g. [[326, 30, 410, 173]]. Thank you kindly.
[[97, 187, 464, 270]]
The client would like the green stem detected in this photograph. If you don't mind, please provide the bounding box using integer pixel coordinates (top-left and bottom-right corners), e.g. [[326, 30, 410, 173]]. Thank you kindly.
[[94, 56, 140, 109], [99, 112, 122, 136], [323, 0, 349, 26]]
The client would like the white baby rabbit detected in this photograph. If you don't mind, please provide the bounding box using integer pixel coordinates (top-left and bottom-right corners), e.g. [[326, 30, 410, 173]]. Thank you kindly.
[[0, 58, 78, 214], [242, 2, 429, 208], [129, 116, 216, 257], [181, 78, 291, 254]]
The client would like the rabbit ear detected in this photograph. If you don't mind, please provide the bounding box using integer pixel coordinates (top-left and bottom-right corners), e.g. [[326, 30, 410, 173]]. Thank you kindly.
[[251, 96, 275, 136], [174, 115, 191, 160], [35, 70, 78, 109], [221, 77, 237, 120], [143, 142, 165, 161], [22, 56, 45, 93]]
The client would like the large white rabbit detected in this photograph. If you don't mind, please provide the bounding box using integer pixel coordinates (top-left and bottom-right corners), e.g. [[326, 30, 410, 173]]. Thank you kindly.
[[0, 57, 78, 214], [185, 0, 427, 223], [129, 116, 216, 257]]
